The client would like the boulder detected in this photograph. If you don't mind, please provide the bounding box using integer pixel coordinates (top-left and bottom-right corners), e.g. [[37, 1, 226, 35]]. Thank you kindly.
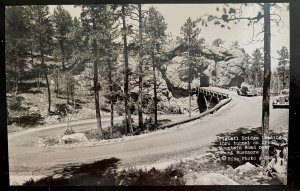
[[185, 172, 239, 185], [233, 162, 256, 173], [61, 133, 88, 144]]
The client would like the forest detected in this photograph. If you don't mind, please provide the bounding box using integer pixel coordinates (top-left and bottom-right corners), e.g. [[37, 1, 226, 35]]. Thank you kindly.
[[5, 4, 289, 138]]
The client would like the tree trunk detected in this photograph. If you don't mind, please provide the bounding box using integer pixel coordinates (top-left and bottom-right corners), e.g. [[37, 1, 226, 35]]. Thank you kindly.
[[277, 74, 280, 93], [37, 72, 40, 89], [255, 72, 258, 88], [122, 5, 133, 135], [261, 3, 271, 167], [138, 4, 144, 130], [188, 39, 192, 118], [31, 46, 34, 64], [56, 69, 59, 98], [93, 57, 103, 137], [215, 60, 218, 86], [66, 78, 70, 104], [282, 63, 286, 89], [41, 54, 51, 114], [72, 84, 75, 108], [60, 40, 66, 71], [188, 55, 192, 118], [39, 32, 51, 113], [15, 74, 18, 95], [152, 50, 158, 127], [108, 57, 114, 137]]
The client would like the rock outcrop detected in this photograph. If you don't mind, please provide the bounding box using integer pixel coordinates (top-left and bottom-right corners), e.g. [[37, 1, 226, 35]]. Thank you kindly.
[[159, 45, 245, 98]]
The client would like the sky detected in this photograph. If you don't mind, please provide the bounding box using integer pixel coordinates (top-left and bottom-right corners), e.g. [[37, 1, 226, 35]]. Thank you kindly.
[[49, 4, 290, 70]]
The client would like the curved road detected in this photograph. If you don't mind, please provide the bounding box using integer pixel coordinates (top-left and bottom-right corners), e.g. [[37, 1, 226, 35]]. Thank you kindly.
[[8, 87, 288, 183]]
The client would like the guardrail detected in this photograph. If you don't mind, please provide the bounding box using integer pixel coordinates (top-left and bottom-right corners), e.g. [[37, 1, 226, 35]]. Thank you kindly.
[[159, 97, 232, 129], [198, 88, 229, 99]]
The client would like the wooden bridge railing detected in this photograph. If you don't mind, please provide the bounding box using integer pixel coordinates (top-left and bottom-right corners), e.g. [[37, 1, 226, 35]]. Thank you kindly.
[[197, 87, 229, 100]]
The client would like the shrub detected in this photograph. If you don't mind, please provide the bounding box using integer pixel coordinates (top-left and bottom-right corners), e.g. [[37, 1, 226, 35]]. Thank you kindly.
[[83, 129, 104, 140], [118, 167, 185, 185], [143, 116, 157, 131], [64, 128, 75, 135], [7, 112, 44, 127], [100, 103, 110, 112], [43, 136, 60, 146], [115, 100, 125, 116], [8, 96, 27, 112]]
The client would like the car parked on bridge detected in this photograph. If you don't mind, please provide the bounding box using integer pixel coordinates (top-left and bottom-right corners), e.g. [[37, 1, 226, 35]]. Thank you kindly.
[[237, 86, 257, 96], [272, 89, 289, 108]]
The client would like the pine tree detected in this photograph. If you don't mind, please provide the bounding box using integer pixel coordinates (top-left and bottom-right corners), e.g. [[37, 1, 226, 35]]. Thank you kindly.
[[52, 5, 73, 100], [27, 5, 54, 113], [121, 4, 134, 135], [178, 17, 201, 117], [5, 6, 30, 94], [212, 38, 225, 47], [251, 48, 264, 87], [80, 4, 116, 137], [137, 4, 144, 131], [240, 48, 252, 84], [277, 46, 289, 90], [144, 7, 167, 126]]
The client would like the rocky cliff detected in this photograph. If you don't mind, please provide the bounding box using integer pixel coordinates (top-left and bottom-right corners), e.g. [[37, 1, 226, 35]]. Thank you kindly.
[[159, 44, 246, 98]]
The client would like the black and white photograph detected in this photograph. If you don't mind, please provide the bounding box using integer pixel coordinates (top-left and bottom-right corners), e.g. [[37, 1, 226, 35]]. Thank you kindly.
[[5, 3, 290, 186]]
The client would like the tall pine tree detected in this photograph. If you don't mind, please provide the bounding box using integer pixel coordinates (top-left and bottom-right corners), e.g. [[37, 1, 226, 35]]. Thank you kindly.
[[144, 7, 167, 127], [27, 5, 54, 113]]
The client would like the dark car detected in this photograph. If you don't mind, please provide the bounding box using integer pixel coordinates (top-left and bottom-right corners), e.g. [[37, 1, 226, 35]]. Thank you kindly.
[[237, 86, 257, 96], [237, 86, 248, 96], [272, 89, 289, 108]]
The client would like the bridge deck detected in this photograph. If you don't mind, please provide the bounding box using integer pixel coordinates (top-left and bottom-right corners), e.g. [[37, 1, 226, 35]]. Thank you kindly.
[[198, 87, 232, 99]]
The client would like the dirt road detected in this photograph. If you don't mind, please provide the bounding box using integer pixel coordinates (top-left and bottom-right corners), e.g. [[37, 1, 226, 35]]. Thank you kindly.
[[8, 87, 288, 184]]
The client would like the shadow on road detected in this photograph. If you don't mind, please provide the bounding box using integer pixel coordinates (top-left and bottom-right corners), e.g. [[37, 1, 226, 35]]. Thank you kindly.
[[23, 156, 185, 186], [24, 157, 121, 186]]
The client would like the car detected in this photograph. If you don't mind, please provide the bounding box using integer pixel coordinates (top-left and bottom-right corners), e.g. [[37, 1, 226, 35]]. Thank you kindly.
[[248, 88, 258, 96], [237, 86, 257, 96], [230, 86, 239, 91], [237, 86, 248, 96], [272, 89, 289, 108]]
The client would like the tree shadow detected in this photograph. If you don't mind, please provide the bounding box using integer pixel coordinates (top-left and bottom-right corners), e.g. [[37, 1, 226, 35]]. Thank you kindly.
[[24, 157, 122, 186], [23, 157, 185, 186], [18, 82, 46, 94]]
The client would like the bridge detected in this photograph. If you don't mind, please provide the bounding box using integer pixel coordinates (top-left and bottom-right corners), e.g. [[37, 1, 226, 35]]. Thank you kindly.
[[194, 86, 230, 113], [197, 87, 229, 100]]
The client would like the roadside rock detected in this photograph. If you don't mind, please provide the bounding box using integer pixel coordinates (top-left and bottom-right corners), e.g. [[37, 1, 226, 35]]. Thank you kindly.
[[52, 174, 63, 179], [233, 162, 257, 173], [185, 172, 239, 185], [61, 133, 88, 144]]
